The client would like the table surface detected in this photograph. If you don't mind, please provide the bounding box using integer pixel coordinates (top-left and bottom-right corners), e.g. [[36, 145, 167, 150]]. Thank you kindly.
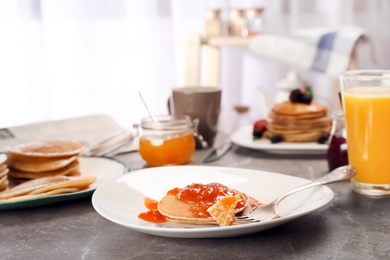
[[1, 143, 390, 260]]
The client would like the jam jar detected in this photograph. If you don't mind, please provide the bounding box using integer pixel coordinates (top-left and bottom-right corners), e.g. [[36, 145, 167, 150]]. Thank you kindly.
[[327, 110, 348, 171], [138, 115, 195, 166]]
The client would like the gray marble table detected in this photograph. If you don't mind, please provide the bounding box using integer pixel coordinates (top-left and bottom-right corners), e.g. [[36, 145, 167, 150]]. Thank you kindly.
[[1, 145, 389, 260]]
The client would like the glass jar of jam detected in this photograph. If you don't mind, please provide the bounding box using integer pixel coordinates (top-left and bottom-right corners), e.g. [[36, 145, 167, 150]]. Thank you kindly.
[[327, 110, 348, 171], [138, 115, 195, 166]]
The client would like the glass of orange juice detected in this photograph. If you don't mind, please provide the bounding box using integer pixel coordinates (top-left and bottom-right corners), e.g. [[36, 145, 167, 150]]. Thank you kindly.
[[340, 70, 390, 197], [138, 115, 195, 166]]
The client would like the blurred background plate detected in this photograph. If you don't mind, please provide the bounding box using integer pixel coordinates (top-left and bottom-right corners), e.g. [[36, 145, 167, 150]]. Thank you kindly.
[[231, 125, 327, 154], [0, 156, 127, 210]]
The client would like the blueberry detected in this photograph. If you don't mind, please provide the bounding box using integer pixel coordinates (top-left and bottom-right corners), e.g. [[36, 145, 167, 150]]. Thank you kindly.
[[270, 135, 282, 143], [253, 129, 263, 138], [317, 134, 329, 144]]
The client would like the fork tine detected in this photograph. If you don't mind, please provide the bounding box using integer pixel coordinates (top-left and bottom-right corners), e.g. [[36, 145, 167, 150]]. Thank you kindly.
[[235, 215, 251, 220], [234, 218, 260, 224]]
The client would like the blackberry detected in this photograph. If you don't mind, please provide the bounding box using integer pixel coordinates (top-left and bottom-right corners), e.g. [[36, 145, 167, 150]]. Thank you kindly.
[[270, 135, 282, 143], [301, 94, 312, 104], [289, 87, 313, 104], [289, 89, 303, 103], [317, 134, 329, 144]]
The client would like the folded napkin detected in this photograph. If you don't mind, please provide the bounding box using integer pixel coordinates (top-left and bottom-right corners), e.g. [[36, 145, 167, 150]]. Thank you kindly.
[[249, 25, 367, 77]]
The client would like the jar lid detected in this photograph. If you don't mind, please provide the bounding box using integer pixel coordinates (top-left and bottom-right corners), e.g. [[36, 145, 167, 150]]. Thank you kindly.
[[276, 72, 307, 90], [332, 110, 344, 120], [141, 115, 193, 131]]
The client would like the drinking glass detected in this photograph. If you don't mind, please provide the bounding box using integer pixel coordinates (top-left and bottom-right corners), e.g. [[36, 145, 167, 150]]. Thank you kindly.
[[340, 70, 390, 197]]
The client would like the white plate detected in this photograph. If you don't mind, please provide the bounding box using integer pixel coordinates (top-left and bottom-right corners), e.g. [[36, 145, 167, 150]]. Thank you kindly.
[[0, 156, 127, 210], [92, 166, 334, 238], [231, 125, 328, 154]]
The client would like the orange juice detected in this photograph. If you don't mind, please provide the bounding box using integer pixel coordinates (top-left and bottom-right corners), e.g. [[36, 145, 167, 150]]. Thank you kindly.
[[344, 87, 390, 184], [139, 132, 195, 166]]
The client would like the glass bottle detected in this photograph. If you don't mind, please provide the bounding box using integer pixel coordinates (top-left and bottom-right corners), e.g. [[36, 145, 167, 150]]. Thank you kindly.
[[203, 9, 222, 38], [138, 115, 195, 167], [327, 110, 348, 171], [228, 8, 246, 36], [244, 7, 264, 36]]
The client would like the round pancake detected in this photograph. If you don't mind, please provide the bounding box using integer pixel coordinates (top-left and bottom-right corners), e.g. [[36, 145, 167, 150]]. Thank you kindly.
[[7, 140, 85, 158], [0, 175, 96, 200], [269, 114, 331, 126], [0, 168, 9, 179], [8, 160, 80, 180], [28, 175, 96, 195], [10, 171, 81, 184], [1, 188, 80, 202], [6, 154, 78, 173], [267, 123, 330, 133], [8, 168, 80, 181], [0, 154, 6, 165], [158, 190, 248, 225], [272, 102, 328, 116], [0, 164, 8, 173], [264, 130, 325, 142], [158, 194, 216, 224], [0, 175, 9, 190], [270, 111, 326, 120]]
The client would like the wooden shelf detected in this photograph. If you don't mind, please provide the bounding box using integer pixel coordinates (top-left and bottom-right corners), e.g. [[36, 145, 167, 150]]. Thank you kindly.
[[203, 36, 253, 47], [177, 34, 255, 86]]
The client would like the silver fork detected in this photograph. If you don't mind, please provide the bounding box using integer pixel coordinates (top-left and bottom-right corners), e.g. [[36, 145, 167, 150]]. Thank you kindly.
[[236, 165, 355, 223]]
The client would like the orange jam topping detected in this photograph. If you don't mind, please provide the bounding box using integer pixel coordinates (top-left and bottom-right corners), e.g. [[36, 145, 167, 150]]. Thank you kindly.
[[139, 133, 195, 166], [138, 197, 167, 223], [167, 183, 245, 218], [143, 197, 158, 210]]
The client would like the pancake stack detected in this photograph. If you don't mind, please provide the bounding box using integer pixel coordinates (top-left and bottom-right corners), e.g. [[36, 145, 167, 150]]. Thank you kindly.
[[0, 140, 97, 201], [0, 175, 96, 202], [6, 140, 85, 183], [264, 101, 331, 142], [0, 154, 9, 191]]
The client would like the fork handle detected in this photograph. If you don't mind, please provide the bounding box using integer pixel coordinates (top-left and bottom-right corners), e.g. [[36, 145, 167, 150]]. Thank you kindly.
[[272, 165, 355, 206]]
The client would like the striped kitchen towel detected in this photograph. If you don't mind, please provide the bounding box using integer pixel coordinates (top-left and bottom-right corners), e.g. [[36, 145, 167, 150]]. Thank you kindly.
[[249, 25, 368, 77]]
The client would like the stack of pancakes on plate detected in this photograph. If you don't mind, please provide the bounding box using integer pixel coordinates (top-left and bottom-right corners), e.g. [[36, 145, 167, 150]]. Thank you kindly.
[[264, 102, 331, 142], [6, 140, 86, 183], [0, 154, 9, 191], [0, 140, 97, 201]]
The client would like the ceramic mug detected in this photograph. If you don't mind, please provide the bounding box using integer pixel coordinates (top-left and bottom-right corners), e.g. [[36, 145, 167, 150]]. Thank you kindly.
[[169, 87, 221, 149]]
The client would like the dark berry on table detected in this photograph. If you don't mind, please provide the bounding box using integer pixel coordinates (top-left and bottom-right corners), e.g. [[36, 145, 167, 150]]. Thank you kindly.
[[270, 135, 282, 143], [317, 134, 330, 144]]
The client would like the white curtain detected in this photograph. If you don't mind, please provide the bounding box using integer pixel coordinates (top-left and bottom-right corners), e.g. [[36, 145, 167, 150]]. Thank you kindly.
[[1, 0, 389, 135], [0, 0, 175, 130]]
